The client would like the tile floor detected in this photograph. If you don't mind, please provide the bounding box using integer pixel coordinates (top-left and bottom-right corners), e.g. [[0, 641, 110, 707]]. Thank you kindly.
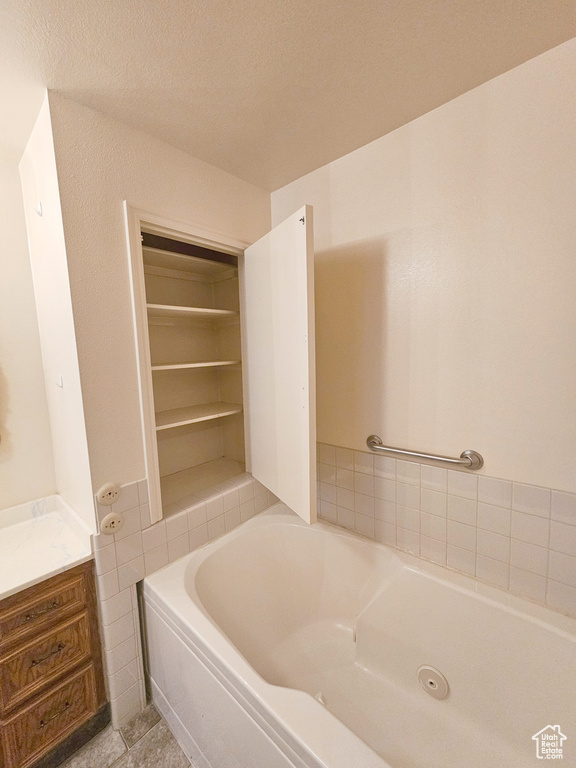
[[59, 704, 194, 768]]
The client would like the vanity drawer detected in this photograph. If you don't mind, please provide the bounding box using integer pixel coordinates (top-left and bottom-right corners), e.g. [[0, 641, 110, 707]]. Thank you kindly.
[[0, 611, 92, 714], [0, 566, 89, 651], [0, 663, 98, 768]]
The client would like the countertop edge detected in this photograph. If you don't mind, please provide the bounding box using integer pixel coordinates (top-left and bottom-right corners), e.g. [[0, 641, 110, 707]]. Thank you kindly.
[[0, 552, 94, 603]]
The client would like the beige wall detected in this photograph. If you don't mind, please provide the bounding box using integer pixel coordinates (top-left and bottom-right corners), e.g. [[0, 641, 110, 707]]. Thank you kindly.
[[0, 156, 55, 508], [272, 38, 576, 493], [47, 94, 271, 491], [19, 97, 95, 529]]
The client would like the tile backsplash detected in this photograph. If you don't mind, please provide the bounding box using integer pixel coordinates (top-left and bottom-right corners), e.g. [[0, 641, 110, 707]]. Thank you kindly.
[[317, 443, 576, 619], [92, 474, 276, 727]]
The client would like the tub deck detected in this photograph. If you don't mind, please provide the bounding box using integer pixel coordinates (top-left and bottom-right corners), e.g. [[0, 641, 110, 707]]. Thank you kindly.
[[144, 503, 576, 768]]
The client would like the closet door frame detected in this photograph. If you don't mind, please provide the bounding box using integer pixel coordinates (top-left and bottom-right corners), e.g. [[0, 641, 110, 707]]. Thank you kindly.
[[123, 203, 248, 524]]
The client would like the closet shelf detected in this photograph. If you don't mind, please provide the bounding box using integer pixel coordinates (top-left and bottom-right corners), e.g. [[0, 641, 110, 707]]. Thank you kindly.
[[142, 246, 237, 276], [151, 360, 241, 371], [155, 402, 243, 431], [147, 303, 238, 320]]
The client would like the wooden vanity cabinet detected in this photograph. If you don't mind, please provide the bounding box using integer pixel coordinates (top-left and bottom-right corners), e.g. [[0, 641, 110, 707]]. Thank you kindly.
[[0, 561, 107, 768]]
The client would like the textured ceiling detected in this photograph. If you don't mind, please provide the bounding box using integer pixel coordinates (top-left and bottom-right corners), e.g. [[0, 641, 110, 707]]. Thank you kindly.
[[1, 1, 575, 189]]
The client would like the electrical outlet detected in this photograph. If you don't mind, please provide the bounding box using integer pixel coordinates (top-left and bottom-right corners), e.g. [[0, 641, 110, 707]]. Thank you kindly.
[[100, 512, 124, 535], [96, 482, 121, 506]]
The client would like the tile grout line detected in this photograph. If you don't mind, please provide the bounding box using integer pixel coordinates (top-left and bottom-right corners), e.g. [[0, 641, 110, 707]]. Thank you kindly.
[[94, 473, 277, 727], [107, 718, 160, 768], [317, 442, 576, 617]]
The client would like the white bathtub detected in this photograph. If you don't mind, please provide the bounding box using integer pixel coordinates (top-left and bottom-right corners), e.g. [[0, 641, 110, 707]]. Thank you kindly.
[[143, 503, 576, 768]]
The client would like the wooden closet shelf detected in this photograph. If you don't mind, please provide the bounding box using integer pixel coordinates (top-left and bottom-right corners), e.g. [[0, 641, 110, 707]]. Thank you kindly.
[[155, 402, 243, 430], [151, 360, 241, 371], [147, 304, 238, 320]]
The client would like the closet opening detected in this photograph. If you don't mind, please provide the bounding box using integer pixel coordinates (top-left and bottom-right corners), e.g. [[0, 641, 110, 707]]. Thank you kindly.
[[139, 225, 246, 516], [126, 203, 316, 526]]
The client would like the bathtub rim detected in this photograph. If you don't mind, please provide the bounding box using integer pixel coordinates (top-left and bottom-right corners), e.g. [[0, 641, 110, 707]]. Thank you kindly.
[[152, 503, 576, 640], [144, 583, 388, 768], [143, 503, 576, 768], [144, 505, 394, 768]]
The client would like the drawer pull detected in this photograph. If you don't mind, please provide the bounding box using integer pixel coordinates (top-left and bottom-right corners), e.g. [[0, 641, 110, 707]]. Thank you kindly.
[[23, 601, 61, 623], [31, 642, 66, 667], [38, 700, 71, 728]]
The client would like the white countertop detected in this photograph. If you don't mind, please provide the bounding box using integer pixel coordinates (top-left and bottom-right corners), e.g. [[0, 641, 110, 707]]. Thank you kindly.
[[0, 496, 93, 602]]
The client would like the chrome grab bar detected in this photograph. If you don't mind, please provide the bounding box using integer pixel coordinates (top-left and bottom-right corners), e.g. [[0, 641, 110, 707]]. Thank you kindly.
[[366, 435, 484, 470]]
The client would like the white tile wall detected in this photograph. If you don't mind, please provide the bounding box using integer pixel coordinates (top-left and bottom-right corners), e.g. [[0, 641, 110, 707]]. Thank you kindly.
[[317, 443, 576, 620], [93, 449, 576, 727], [92, 473, 276, 728]]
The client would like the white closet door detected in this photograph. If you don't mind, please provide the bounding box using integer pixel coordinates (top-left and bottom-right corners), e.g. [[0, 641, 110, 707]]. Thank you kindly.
[[242, 205, 316, 524]]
